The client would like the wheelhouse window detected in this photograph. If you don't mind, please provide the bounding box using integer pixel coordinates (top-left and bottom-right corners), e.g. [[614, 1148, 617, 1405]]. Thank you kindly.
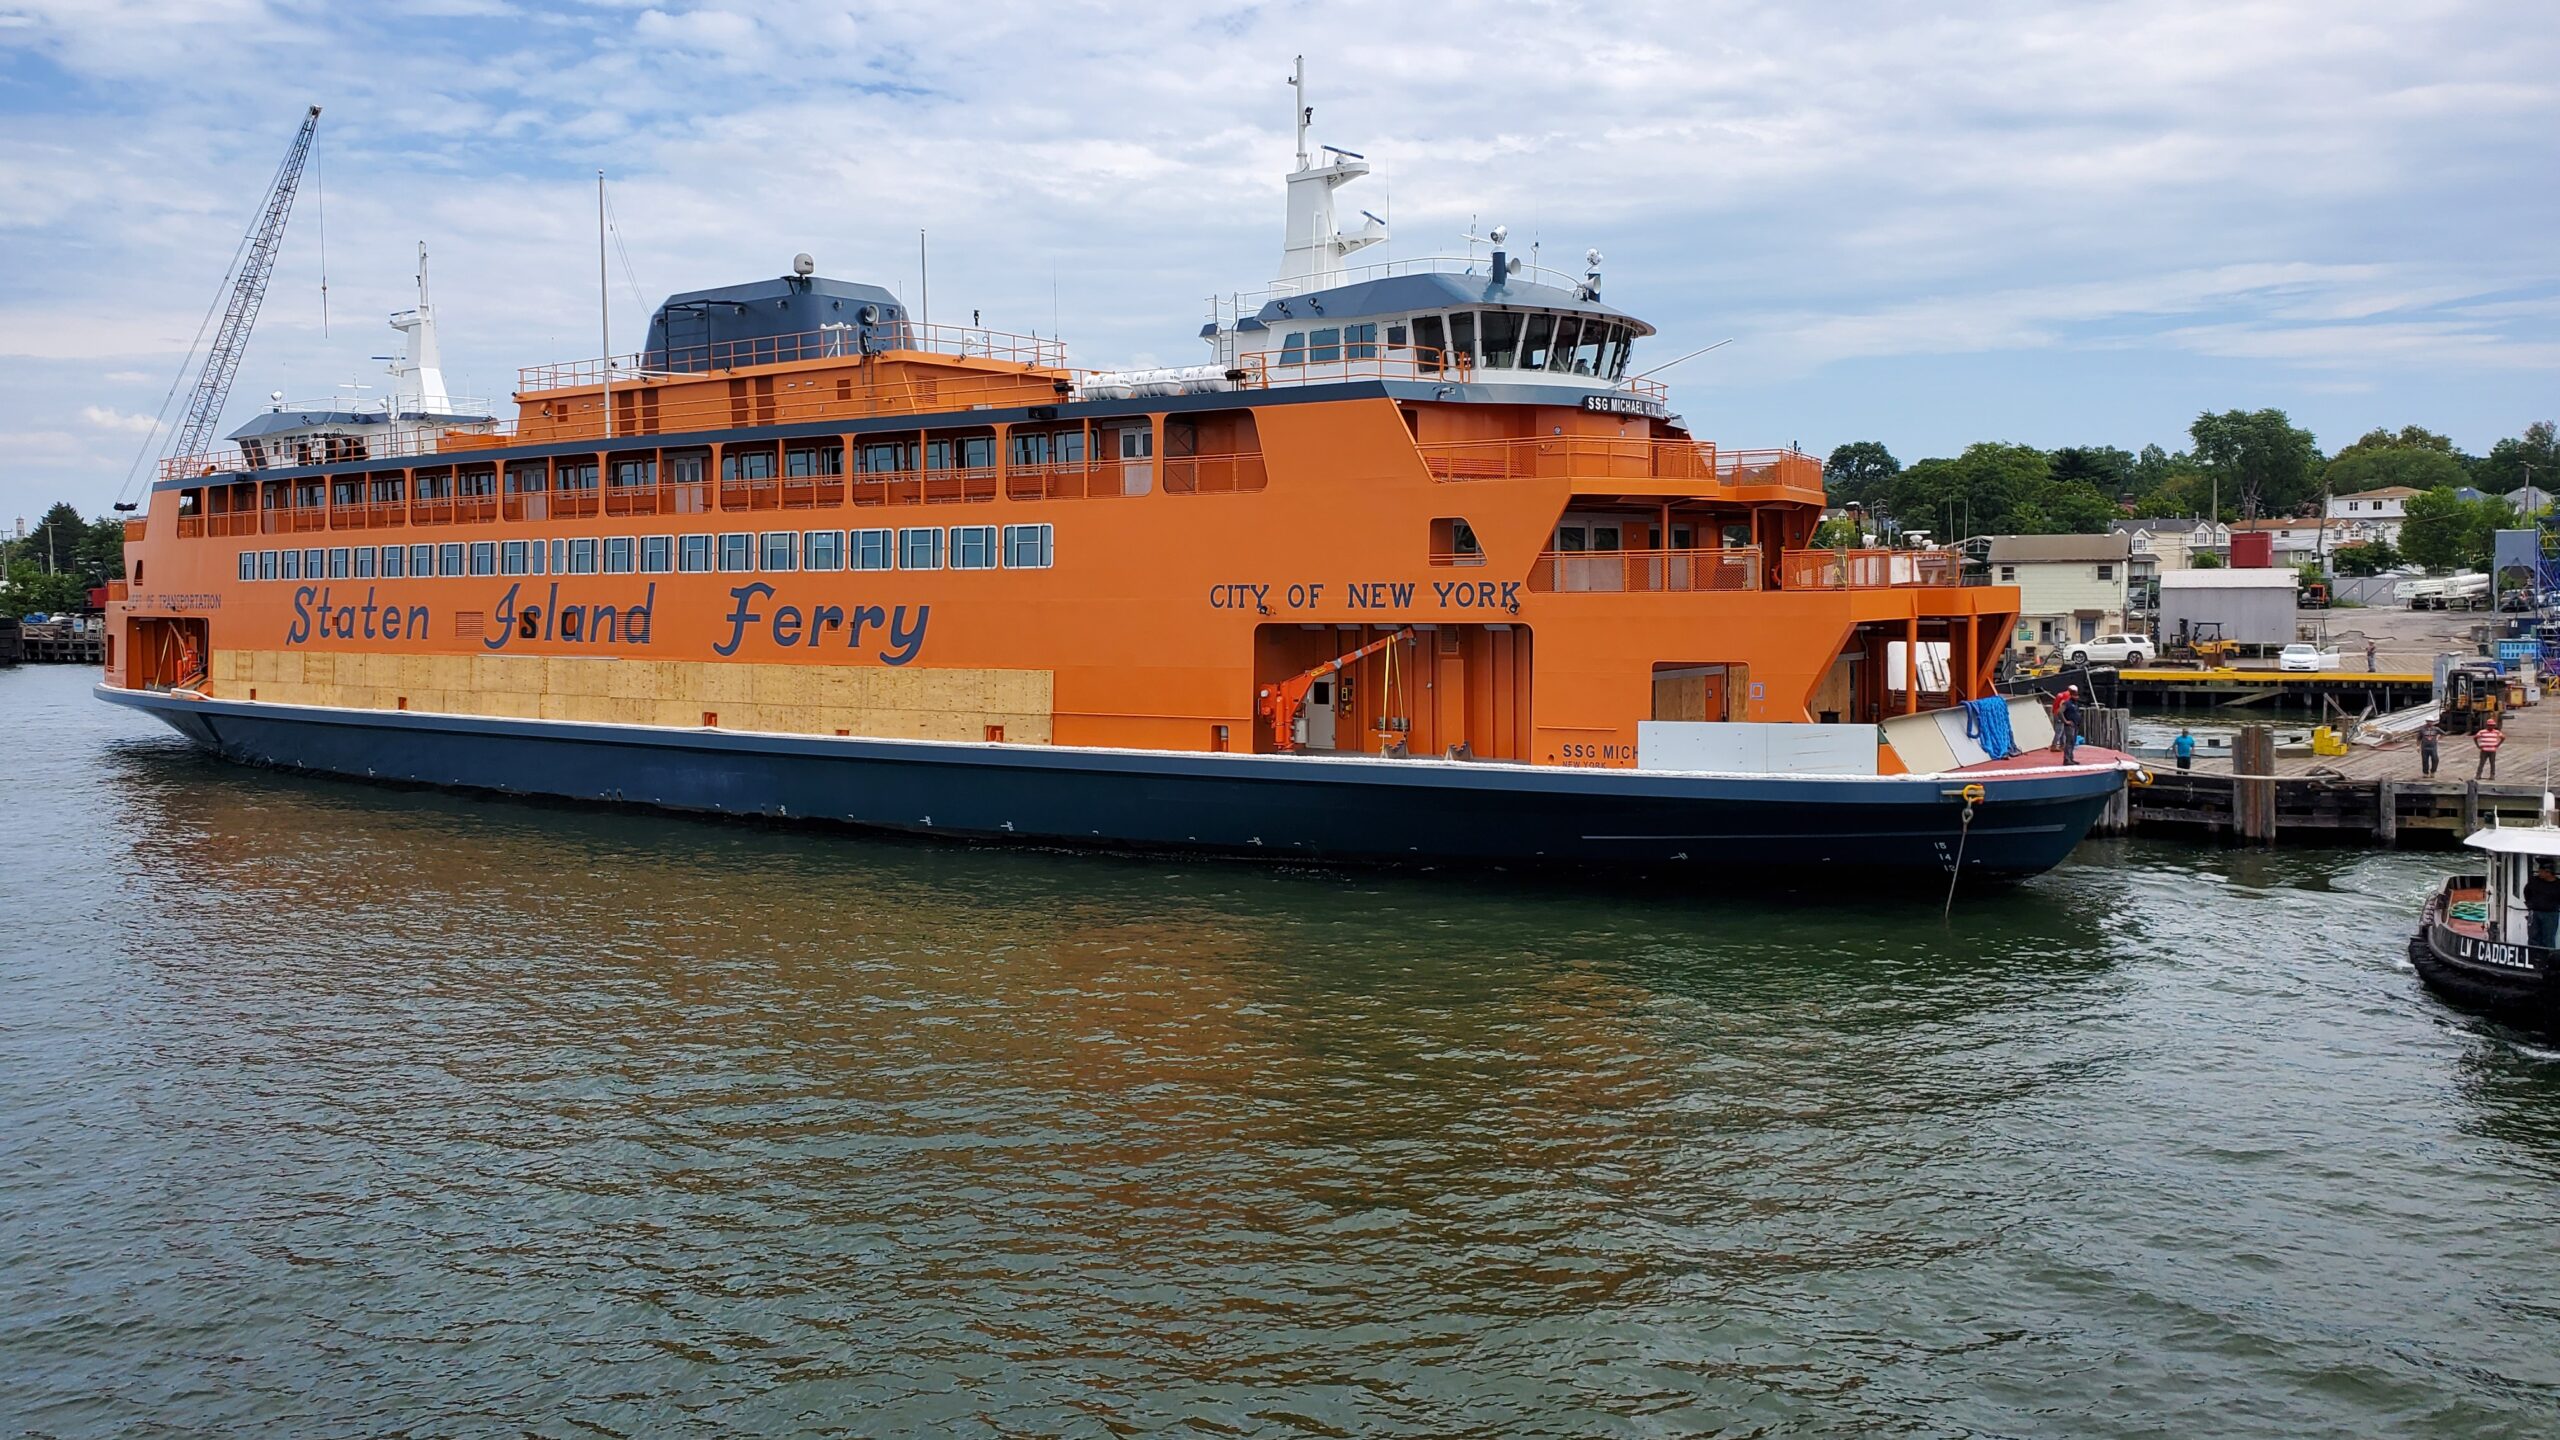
[[1547, 316, 1581, 373], [1478, 310, 1522, 368], [898, 527, 942, 570], [1002, 523, 1053, 569], [717, 533, 752, 571], [951, 525, 997, 570], [760, 532, 797, 571], [641, 536, 673, 573], [805, 530, 845, 571], [1449, 312, 1476, 369], [605, 536, 636, 574], [1279, 332, 1306, 366], [1308, 327, 1342, 363], [1518, 313, 1556, 370], [680, 534, 713, 572], [1414, 315, 1448, 373], [852, 528, 893, 570]]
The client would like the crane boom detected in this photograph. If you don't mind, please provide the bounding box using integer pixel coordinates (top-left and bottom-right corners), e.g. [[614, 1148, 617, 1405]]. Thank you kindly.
[[167, 105, 321, 468]]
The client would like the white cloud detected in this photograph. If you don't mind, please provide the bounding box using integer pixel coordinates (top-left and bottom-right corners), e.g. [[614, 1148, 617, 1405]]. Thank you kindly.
[[1, 0, 2555, 519], [79, 404, 161, 433]]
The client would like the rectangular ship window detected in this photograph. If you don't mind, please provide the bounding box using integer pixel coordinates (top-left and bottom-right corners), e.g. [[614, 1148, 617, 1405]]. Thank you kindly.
[[804, 530, 844, 571], [353, 547, 375, 579], [237, 552, 256, 582], [379, 546, 404, 579], [469, 542, 496, 576], [410, 544, 434, 577], [605, 536, 635, 574], [1308, 326, 1341, 363], [569, 538, 598, 575], [258, 550, 279, 581], [303, 548, 325, 579], [950, 525, 996, 570], [550, 539, 567, 574], [1002, 523, 1053, 569], [680, 535, 713, 572], [1345, 322, 1378, 359], [718, 533, 753, 572], [760, 532, 797, 572], [501, 540, 528, 575], [852, 528, 892, 571], [279, 550, 301, 581], [327, 547, 350, 579], [898, 527, 942, 570], [641, 535, 673, 574], [438, 543, 464, 577]]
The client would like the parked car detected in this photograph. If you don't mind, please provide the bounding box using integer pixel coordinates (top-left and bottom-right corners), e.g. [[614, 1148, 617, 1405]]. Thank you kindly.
[[2278, 643, 2340, 672], [2067, 633, 2151, 666]]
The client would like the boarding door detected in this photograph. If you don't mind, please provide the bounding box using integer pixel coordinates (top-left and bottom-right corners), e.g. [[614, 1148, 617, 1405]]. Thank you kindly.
[[1302, 677, 1339, 749], [1554, 519, 1624, 592], [1119, 425, 1154, 495]]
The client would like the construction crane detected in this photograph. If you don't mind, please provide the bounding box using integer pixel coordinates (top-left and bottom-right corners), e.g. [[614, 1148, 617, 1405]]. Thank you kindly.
[[164, 105, 322, 472]]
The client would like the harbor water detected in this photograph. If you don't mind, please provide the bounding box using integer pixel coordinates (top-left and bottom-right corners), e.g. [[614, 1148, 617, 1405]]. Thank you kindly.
[[6, 662, 2559, 1437]]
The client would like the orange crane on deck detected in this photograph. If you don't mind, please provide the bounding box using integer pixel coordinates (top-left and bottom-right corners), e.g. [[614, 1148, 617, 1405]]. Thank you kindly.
[[1257, 627, 1416, 753]]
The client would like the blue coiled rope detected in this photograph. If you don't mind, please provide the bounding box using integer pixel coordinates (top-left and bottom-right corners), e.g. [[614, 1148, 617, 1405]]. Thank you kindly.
[[1963, 696, 2020, 760]]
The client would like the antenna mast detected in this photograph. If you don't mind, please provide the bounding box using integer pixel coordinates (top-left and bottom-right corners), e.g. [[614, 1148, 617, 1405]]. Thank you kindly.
[[166, 105, 321, 468], [1290, 55, 1309, 171]]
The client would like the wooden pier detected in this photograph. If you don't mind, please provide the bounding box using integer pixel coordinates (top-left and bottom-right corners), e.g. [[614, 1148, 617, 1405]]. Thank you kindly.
[[2109, 667, 2437, 712]]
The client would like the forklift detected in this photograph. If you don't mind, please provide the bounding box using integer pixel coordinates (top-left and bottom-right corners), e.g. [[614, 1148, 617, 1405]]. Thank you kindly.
[[2442, 661, 2506, 736], [2162, 619, 2240, 669]]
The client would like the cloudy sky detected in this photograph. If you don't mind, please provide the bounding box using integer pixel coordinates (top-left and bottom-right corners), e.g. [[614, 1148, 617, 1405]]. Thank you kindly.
[[2, 0, 2554, 527]]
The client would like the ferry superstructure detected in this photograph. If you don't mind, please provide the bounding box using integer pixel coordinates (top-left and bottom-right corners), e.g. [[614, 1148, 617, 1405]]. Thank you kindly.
[[100, 75, 2129, 879]]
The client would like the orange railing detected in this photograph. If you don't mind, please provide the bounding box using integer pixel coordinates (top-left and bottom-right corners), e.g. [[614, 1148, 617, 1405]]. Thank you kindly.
[[122, 518, 147, 542], [263, 506, 328, 535], [1231, 346, 1475, 389], [1525, 548, 1763, 593], [175, 515, 205, 539], [1004, 460, 1135, 501], [1417, 436, 1718, 483], [517, 321, 1069, 391], [1780, 548, 1960, 589], [1163, 453, 1267, 494], [207, 512, 261, 538], [850, 467, 1000, 506], [1720, 449, 1824, 489]]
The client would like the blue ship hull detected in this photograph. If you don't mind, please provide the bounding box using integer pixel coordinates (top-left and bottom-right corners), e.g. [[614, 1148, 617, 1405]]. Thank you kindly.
[[99, 687, 2120, 880]]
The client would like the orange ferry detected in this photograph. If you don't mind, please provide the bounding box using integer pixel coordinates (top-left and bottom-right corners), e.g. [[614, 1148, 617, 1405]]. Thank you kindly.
[[101, 76, 2132, 879]]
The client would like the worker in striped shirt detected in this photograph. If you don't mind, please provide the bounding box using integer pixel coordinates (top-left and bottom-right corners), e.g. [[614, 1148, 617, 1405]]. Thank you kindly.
[[2475, 718, 2503, 779]]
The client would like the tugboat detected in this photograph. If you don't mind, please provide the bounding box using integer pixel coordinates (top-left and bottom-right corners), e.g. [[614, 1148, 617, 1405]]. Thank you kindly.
[[2410, 826, 2560, 1031]]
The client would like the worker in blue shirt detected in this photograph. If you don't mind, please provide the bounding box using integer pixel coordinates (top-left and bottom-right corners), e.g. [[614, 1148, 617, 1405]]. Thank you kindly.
[[2173, 728, 2196, 771]]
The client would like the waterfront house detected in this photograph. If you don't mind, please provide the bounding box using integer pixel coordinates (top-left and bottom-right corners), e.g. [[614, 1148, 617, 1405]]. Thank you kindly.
[[1988, 533, 2132, 652], [2110, 516, 2229, 573], [2325, 487, 2420, 547]]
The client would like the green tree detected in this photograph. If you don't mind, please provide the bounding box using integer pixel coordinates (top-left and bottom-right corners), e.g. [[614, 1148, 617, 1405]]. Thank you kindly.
[[2475, 420, 2559, 497], [2333, 424, 2455, 460], [2324, 445, 2469, 496], [2050, 445, 2136, 497], [1, 560, 91, 615], [2399, 488, 2467, 569], [2189, 549, 2223, 569], [1881, 442, 2052, 537], [2332, 538, 2401, 576], [1822, 441, 1899, 508], [2191, 408, 2320, 518]]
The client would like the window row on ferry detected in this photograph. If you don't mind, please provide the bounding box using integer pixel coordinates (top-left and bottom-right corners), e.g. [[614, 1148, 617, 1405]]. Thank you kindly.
[[1273, 312, 1635, 379], [234, 524, 1056, 583]]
